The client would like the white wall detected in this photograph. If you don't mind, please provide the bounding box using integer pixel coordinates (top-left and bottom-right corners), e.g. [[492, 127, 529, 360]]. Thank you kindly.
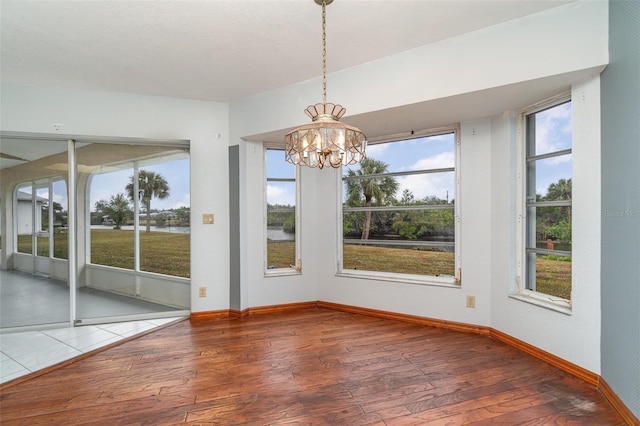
[[230, 0, 608, 372], [0, 84, 230, 313]]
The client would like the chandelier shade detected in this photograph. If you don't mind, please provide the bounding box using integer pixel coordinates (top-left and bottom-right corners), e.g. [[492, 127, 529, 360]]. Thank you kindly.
[[285, 103, 367, 169], [284, 0, 367, 169]]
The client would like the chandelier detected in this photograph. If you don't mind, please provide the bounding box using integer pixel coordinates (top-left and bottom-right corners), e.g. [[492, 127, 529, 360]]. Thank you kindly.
[[284, 0, 367, 169]]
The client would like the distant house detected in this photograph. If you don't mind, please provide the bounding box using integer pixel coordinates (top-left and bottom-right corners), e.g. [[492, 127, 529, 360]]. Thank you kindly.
[[16, 191, 46, 235]]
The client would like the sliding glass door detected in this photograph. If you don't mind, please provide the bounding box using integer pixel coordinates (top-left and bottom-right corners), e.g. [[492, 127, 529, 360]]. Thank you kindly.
[[0, 134, 191, 330]]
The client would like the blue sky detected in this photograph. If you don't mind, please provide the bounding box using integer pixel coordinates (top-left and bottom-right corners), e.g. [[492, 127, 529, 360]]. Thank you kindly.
[[530, 101, 573, 196], [89, 159, 190, 212]]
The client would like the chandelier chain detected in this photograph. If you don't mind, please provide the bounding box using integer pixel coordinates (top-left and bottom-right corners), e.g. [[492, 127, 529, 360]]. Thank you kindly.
[[321, 0, 327, 105]]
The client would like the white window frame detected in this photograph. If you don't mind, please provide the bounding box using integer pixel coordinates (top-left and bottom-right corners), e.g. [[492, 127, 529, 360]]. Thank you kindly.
[[264, 146, 301, 277], [514, 93, 572, 314], [336, 126, 461, 287]]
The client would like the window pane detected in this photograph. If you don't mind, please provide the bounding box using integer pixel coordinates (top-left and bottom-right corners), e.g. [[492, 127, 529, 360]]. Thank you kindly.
[[528, 206, 572, 250], [266, 149, 296, 270], [16, 184, 33, 254], [341, 132, 457, 279], [526, 252, 572, 300], [90, 167, 135, 270], [52, 179, 69, 259], [137, 158, 191, 278], [343, 243, 455, 277], [525, 100, 572, 300], [529, 102, 572, 157], [36, 186, 50, 257], [528, 156, 572, 200]]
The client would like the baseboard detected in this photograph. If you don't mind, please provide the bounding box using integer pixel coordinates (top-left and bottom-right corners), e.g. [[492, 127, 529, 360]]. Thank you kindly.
[[317, 301, 490, 336], [247, 301, 318, 315], [598, 377, 640, 426], [189, 309, 233, 321], [489, 328, 599, 387], [190, 302, 317, 321]]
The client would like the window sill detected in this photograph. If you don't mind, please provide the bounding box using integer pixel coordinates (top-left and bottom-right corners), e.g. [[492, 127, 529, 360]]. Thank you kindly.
[[264, 269, 301, 278], [509, 292, 572, 315], [336, 269, 460, 288]]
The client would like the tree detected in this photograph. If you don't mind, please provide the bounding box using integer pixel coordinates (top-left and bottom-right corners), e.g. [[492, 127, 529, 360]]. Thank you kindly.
[[94, 193, 132, 229], [546, 178, 572, 201], [345, 158, 399, 240], [126, 170, 170, 233], [537, 178, 572, 242]]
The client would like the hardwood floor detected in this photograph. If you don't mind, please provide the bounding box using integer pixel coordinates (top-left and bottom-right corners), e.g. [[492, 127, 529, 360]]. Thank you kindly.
[[0, 308, 626, 425]]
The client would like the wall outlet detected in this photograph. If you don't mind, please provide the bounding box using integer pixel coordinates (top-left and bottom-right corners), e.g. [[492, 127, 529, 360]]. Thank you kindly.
[[199, 286, 207, 297], [466, 295, 476, 308], [202, 213, 214, 224]]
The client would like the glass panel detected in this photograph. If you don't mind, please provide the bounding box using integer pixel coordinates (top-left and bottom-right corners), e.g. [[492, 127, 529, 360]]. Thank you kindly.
[[52, 179, 69, 259], [528, 156, 572, 200], [90, 166, 135, 270], [530, 102, 572, 157], [525, 100, 572, 300], [266, 149, 296, 271], [345, 133, 455, 174], [526, 252, 572, 300], [341, 132, 457, 279], [343, 243, 455, 277], [528, 206, 572, 250], [16, 183, 33, 254], [36, 186, 50, 257], [2, 138, 70, 329], [137, 158, 190, 278], [79, 142, 190, 321]]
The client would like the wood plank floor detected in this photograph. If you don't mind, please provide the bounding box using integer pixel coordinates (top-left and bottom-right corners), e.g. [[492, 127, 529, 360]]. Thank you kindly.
[[0, 308, 626, 425]]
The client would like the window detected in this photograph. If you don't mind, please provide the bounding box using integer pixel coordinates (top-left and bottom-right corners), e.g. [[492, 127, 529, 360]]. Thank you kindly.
[[87, 145, 190, 278], [519, 98, 572, 305], [15, 178, 68, 259], [265, 148, 299, 274], [340, 129, 460, 284]]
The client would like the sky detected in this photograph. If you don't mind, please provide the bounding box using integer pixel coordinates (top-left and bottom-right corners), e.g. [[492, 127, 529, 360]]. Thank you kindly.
[[89, 159, 190, 212], [530, 101, 573, 196]]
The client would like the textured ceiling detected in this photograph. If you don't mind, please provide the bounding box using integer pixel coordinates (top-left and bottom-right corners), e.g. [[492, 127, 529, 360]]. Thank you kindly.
[[1, 0, 573, 102]]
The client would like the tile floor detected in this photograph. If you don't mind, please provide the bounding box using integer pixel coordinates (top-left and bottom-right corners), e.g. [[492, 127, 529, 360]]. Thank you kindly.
[[0, 316, 185, 384]]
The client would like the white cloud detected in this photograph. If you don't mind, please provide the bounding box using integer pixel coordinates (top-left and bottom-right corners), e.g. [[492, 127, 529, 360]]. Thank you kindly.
[[267, 185, 294, 206], [533, 103, 572, 160], [397, 173, 454, 201], [171, 193, 190, 209], [411, 151, 454, 171]]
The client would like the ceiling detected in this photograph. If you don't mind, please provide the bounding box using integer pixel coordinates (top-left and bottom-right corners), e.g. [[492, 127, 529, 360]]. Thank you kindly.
[[1, 0, 573, 103]]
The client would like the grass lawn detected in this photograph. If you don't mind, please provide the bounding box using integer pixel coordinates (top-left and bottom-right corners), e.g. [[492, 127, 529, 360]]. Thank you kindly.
[[17, 232, 570, 299]]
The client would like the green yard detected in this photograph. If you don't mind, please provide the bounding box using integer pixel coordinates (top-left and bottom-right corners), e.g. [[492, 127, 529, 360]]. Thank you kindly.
[[16, 231, 570, 299]]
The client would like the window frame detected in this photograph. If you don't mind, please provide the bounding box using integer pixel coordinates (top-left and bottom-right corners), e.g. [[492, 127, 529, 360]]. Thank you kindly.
[[264, 146, 301, 277], [514, 93, 572, 314], [336, 125, 461, 286]]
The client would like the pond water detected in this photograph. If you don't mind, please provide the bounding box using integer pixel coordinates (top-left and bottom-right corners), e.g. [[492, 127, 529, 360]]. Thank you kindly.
[[91, 225, 190, 234], [267, 227, 294, 241]]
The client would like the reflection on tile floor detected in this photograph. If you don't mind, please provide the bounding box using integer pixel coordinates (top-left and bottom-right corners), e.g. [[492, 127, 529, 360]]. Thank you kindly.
[[0, 317, 184, 384]]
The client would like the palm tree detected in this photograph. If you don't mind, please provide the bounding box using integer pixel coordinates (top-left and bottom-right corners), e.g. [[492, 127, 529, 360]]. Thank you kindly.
[[126, 170, 170, 233], [546, 178, 572, 201], [546, 178, 572, 216], [345, 158, 399, 240]]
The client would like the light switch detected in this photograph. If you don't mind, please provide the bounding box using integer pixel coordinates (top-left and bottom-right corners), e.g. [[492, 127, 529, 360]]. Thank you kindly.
[[202, 213, 214, 224]]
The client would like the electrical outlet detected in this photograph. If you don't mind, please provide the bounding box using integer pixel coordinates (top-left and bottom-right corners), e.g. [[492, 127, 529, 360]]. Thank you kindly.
[[199, 287, 207, 297], [202, 214, 214, 224], [466, 295, 476, 308]]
